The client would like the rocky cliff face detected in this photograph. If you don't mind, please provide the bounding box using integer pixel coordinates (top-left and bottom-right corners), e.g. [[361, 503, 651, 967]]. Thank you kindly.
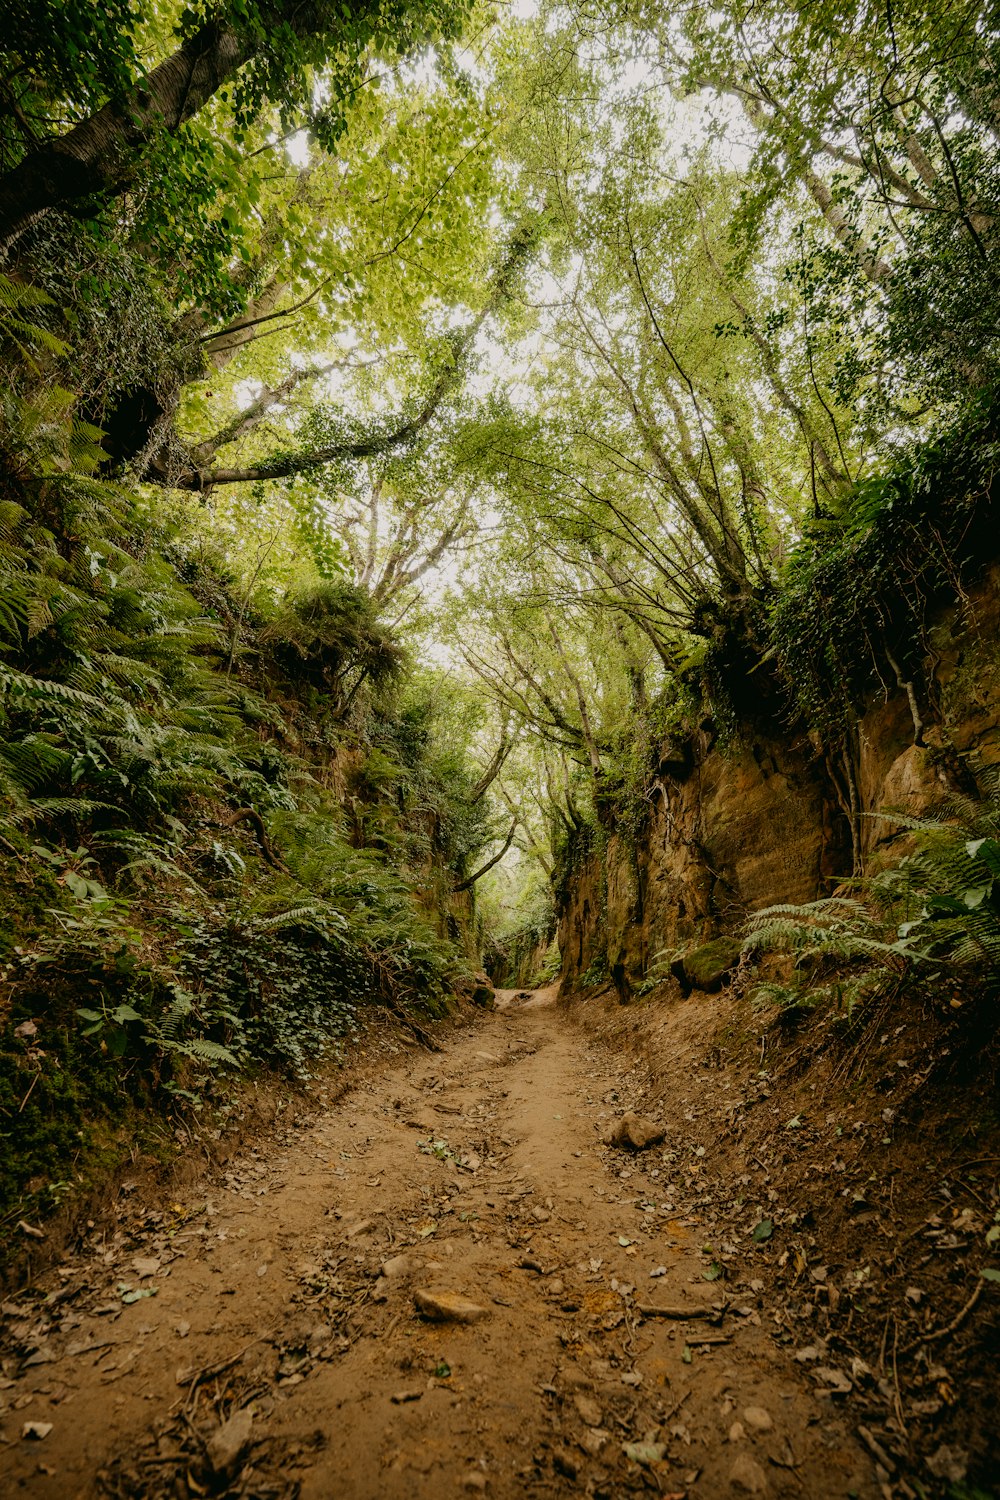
[[557, 565, 1000, 991]]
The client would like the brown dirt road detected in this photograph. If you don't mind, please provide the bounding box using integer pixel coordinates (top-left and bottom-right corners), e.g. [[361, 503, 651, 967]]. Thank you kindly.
[[2, 988, 877, 1499]]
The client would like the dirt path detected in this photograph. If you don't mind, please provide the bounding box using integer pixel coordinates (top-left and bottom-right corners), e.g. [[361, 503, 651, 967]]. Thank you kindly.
[[3, 989, 878, 1499]]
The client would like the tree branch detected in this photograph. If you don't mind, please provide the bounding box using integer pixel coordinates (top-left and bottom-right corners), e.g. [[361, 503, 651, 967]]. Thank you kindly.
[[169, 218, 540, 490], [455, 818, 518, 891]]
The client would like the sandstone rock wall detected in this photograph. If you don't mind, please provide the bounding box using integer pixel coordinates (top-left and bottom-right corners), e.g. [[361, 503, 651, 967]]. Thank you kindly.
[[557, 566, 1000, 991]]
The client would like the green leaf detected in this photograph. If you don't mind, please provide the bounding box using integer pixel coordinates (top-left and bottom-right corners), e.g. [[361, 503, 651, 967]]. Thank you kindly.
[[120, 1286, 158, 1304], [752, 1219, 774, 1242], [980, 1268, 1000, 1282]]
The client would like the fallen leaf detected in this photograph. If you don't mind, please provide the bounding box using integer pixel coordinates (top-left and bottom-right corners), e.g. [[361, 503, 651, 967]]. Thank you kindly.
[[752, 1219, 774, 1243], [24, 1346, 56, 1367], [120, 1285, 157, 1305], [811, 1365, 852, 1395]]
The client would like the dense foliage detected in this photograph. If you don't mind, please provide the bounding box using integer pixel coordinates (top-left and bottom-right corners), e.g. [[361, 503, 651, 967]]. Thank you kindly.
[[0, 451, 495, 1229]]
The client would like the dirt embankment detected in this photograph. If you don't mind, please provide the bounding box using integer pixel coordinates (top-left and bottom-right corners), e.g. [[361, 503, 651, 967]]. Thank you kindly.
[[1, 982, 996, 1499]]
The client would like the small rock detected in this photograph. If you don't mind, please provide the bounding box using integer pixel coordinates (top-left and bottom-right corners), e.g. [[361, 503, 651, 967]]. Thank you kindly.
[[605, 1113, 665, 1152], [391, 1389, 423, 1404], [743, 1406, 773, 1432], [926, 1446, 968, 1484], [132, 1257, 160, 1278], [413, 1289, 490, 1324], [307, 1323, 333, 1352], [579, 1427, 609, 1455], [729, 1421, 746, 1442], [574, 1394, 602, 1427], [463, 1472, 488, 1491], [531, 1205, 551, 1223], [21, 1421, 53, 1441], [206, 1407, 253, 1481], [729, 1452, 768, 1493], [382, 1254, 411, 1279], [623, 1441, 668, 1466]]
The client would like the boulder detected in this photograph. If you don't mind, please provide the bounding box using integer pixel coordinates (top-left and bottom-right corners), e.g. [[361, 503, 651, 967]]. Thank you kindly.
[[604, 1112, 665, 1152], [454, 971, 496, 1008], [672, 936, 743, 995]]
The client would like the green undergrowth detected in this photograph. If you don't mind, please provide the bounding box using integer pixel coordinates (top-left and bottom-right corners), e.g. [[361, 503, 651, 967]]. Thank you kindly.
[[0, 460, 492, 1240], [694, 389, 1000, 754], [766, 389, 1000, 745]]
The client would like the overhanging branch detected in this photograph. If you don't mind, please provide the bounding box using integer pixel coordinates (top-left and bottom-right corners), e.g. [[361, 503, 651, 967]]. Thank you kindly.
[[455, 818, 518, 892]]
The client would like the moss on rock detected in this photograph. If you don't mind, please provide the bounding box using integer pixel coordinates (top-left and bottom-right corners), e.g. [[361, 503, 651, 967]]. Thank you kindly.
[[674, 937, 743, 994]]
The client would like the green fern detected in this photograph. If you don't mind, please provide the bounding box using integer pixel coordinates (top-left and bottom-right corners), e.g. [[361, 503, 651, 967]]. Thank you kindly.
[[746, 786, 1000, 996], [0, 274, 70, 371]]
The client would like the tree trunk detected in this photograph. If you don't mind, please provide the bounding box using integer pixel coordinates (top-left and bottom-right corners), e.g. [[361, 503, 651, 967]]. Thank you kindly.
[[0, 4, 336, 249]]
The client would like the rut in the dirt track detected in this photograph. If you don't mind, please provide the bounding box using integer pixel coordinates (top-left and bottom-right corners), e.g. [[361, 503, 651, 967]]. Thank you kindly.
[[5, 990, 876, 1499]]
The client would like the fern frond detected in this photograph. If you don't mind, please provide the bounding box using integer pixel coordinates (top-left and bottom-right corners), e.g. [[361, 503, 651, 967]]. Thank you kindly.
[[31, 796, 125, 817], [0, 665, 104, 709]]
